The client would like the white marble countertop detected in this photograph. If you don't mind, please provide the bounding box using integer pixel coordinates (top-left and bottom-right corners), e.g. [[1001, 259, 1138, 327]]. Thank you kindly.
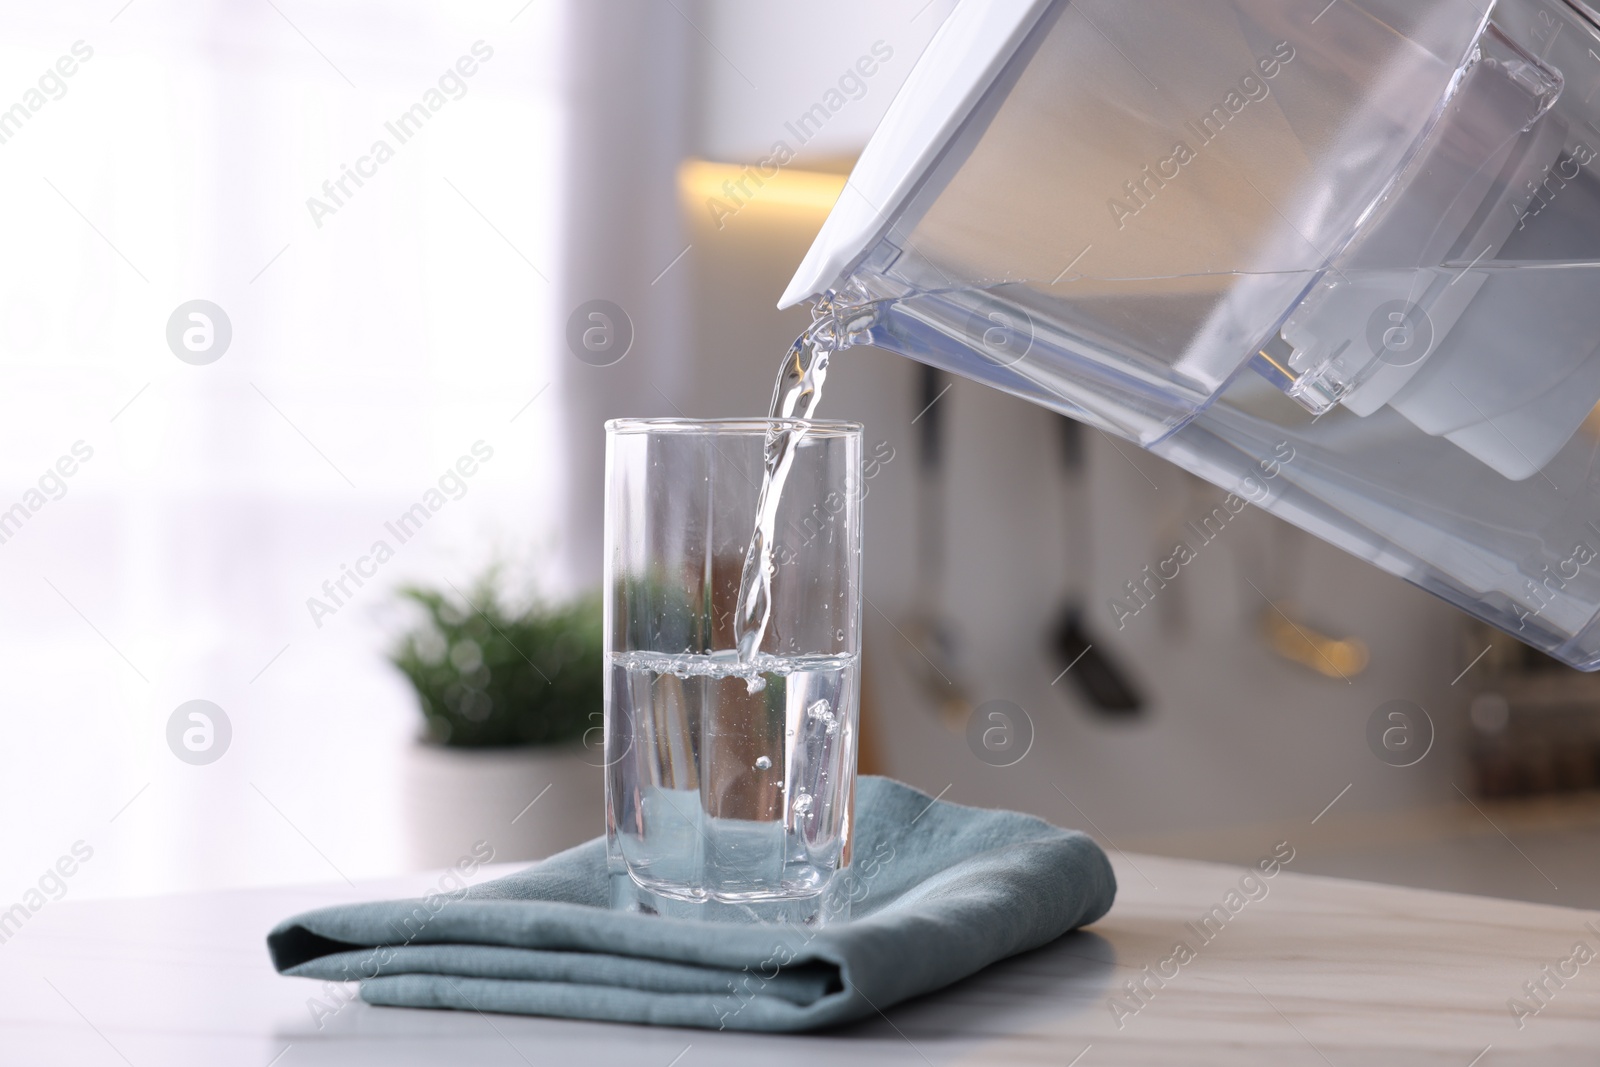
[[4, 854, 1598, 1066]]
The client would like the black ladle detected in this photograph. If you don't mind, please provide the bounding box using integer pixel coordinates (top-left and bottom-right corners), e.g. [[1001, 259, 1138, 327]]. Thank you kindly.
[[1052, 415, 1145, 716], [901, 365, 972, 724]]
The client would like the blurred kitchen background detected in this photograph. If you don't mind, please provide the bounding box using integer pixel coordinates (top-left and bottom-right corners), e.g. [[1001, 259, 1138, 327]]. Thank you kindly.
[[3, 0, 1599, 912]]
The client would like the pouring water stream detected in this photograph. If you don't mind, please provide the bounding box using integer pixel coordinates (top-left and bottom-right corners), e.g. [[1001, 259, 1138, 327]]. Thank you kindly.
[[733, 290, 871, 666]]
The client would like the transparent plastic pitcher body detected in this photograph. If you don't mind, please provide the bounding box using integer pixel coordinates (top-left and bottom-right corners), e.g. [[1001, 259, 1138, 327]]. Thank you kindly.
[[782, 0, 1600, 669]]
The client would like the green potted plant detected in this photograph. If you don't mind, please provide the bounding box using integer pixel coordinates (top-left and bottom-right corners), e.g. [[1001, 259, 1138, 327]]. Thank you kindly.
[[391, 573, 606, 867], [390, 577, 603, 748]]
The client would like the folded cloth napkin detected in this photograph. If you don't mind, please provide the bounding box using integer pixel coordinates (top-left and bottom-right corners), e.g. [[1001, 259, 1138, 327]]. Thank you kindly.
[[268, 776, 1115, 1032]]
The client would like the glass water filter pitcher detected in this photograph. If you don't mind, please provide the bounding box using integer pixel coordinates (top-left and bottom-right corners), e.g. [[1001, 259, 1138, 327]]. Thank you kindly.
[[782, 0, 1600, 669]]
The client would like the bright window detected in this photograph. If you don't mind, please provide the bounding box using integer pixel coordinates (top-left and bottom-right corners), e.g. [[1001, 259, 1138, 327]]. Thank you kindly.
[[0, 1, 565, 897]]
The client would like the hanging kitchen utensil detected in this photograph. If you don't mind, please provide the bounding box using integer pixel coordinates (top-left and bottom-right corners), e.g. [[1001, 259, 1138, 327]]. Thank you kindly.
[[1257, 521, 1370, 680], [1051, 415, 1144, 716], [901, 364, 972, 725]]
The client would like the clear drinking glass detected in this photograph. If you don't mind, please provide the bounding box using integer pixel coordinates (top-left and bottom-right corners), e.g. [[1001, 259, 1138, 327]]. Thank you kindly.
[[603, 418, 863, 925]]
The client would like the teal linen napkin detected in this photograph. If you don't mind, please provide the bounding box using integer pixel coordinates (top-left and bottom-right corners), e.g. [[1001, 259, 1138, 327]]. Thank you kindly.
[[268, 776, 1116, 1032]]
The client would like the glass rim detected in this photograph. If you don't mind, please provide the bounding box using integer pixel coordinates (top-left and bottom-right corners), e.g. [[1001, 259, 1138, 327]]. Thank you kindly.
[[605, 417, 864, 437]]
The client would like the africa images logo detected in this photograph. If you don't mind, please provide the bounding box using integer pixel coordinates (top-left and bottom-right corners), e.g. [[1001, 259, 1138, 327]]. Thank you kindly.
[[1106, 42, 1296, 231], [305, 42, 495, 229]]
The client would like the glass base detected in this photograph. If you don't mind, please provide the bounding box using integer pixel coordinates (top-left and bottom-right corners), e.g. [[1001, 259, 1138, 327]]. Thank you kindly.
[[608, 871, 851, 927]]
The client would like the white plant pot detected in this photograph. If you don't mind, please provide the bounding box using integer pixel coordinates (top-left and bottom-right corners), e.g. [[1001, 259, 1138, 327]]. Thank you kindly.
[[402, 743, 603, 871]]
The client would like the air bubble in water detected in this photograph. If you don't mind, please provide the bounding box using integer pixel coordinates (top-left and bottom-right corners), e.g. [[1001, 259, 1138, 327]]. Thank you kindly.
[[792, 792, 813, 815], [836, 629, 845, 642], [807, 699, 839, 734], [755, 755, 772, 770]]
